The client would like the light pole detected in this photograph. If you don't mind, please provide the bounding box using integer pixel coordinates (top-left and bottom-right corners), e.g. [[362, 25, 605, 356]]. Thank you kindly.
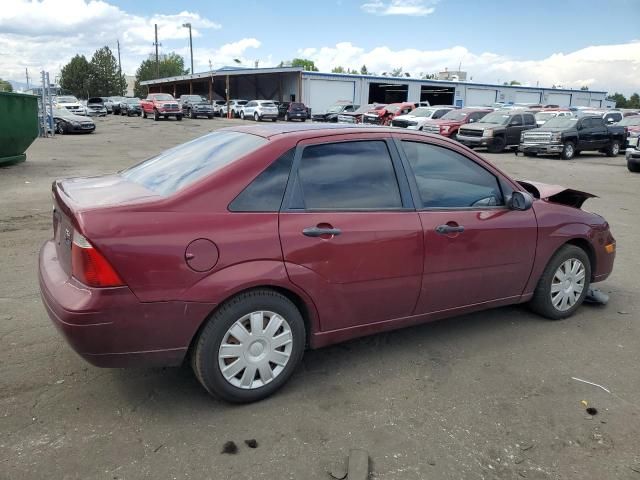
[[182, 23, 194, 75]]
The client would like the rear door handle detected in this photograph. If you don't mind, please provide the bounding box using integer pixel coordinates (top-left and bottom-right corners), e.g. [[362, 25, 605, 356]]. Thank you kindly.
[[303, 226, 342, 237], [435, 224, 465, 234]]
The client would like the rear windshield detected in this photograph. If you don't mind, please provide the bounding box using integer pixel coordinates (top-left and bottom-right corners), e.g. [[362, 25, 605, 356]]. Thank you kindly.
[[441, 110, 470, 121], [150, 94, 173, 101], [618, 116, 640, 126], [121, 131, 267, 195]]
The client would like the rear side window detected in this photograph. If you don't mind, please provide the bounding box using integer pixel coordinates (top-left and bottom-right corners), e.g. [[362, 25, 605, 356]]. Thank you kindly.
[[297, 141, 402, 209], [402, 141, 504, 208], [121, 131, 267, 195], [229, 149, 294, 212], [524, 114, 536, 125]]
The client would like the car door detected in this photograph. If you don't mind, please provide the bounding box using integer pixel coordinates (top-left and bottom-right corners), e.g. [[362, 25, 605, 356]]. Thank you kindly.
[[506, 114, 525, 145], [591, 117, 609, 148], [243, 101, 255, 117], [396, 137, 538, 313], [279, 135, 423, 332], [579, 118, 598, 150]]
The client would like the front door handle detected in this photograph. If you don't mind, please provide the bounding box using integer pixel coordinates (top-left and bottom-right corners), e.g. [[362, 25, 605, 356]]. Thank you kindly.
[[303, 226, 342, 237], [435, 224, 465, 235]]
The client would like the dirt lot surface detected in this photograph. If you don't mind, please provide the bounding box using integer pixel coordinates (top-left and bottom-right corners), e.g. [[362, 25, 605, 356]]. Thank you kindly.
[[1, 116, 639, 480]]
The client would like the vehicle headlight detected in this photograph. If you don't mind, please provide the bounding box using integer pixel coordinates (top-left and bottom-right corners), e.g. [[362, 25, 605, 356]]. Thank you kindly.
[[520, 133, 525, 141], [70, 120, 80, 127], [550, 132, 562, 142], [629, 131, 640, 138], [482, 129, 493, 137]]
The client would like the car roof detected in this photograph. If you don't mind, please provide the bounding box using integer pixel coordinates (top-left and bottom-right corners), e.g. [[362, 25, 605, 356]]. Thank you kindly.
[[222, 123, 411, 139]]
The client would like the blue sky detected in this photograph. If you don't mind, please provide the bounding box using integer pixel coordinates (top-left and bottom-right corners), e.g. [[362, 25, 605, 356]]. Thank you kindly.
[[1, 0, 639, 93]]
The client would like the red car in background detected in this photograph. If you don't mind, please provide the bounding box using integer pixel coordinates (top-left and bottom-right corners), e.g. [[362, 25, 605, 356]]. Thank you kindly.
[[140, 93, 183, 121], [39, 124, 616, 403], [422, 108, 492, 138], [618, 114, 640, 149], [362, 102, 415, 125]]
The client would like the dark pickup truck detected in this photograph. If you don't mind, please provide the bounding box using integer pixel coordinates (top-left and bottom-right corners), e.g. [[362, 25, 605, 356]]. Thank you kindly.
[[518, 115, 625, 160], [457, 111, 537, 153]]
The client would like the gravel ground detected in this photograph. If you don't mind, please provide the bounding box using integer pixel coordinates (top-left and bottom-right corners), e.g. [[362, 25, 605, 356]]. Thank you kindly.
[[1, 115, 639, 480]]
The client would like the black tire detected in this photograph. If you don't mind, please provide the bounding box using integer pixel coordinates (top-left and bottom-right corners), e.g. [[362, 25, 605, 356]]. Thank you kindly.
[[606, 141, 621, 157], [240, 111, 245, 120], [190, 109, 196, 119], [560, 141, 575, 160], [301, 118, 306, 122], [523, 152, 537, 157], [271, 118, 277, 122], [487, 136, 506, 153], [208, 115, 213, 119], [55, 121, 66, 135], [176, 115, 182, 121], [142, 110, 147, 119], [254, 112, 260, 122], [191, 289, 306, 403], [529, 245, 591, 320], [284, 113, 289, 122], [628, 161, 640, 173], [153, 109, 159, 121]]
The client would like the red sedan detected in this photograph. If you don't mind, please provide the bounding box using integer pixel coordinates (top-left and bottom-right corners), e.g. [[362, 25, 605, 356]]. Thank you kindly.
[[39, 124, 616, 402]]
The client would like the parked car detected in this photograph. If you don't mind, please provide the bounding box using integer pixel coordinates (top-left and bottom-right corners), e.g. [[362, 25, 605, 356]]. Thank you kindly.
[[457, 110, 537, 153], [85, 97, 108, 117], [534, 109, 573, 126], [577, 109, 623, 124], [140, 93, 182, 121], [363, 102, 416, 126], [109, 97, 126, 115], [626, 143, 640, 172], [282, 102, 309, 122], [179, 95, 214, 119], [55, 95, 86, 116], [103, 97, 114, 114], [120, 97, 142, 116], [390, 105, 454, 129], [51, 107, 95, 134], [220, 99, 248, 118], [422, 108, 492, 138], [518, 115, 626, 159], [240, 100, 279, 121], [312, 102, 357, 122], [616, 115, 640, 149], [338, 104, 385, 124], [212, 100, 227, 117], [39, 124, 616, 403]]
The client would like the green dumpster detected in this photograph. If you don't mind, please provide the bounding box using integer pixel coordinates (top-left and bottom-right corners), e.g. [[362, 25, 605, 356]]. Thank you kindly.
[[0, 92, 39, 166]]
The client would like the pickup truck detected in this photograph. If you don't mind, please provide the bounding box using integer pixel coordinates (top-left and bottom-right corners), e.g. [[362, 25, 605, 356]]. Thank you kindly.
[[518, 115, 625, 160], [312, 102, 357, 122], [422, 107, 492, 137], [140, 93, 182, 121], [178, 95, 214, 119], [457, 111, 537, 153]]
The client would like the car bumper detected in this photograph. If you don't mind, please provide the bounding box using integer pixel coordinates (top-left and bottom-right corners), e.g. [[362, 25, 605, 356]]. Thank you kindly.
[[626, 147, 640, 165], [288, 112, 308, 119], [158, 110, 181, 115], [456, 135, 492, 147], [38, 240, 215, 368], [67, 124, 95, 133], [518, 143, 564, 154], [258, 112, 278, 119], [86, 110, 107, 117], [625, 137, 639, 149]]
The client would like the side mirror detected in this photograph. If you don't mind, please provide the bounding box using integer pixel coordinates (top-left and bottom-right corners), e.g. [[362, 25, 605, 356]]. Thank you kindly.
[[508, 191, 534, 211]]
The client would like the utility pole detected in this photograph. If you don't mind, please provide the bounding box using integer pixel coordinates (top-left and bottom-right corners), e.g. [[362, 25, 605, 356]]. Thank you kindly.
[[25, 68, 30, 90], [182, 23, 193, 75], [153, 24, 161, 78], [116, 40, 122, 91]]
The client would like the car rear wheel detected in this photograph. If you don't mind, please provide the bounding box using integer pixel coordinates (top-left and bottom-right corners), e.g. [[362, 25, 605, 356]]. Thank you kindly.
[[142, 110, 147, 118], [153, 110, 159, 121], [176, 115, 182, 121], [560, 141, 575, 160], [487, 136, 506, 153], [240, 111, 245, 120], [191, 289, 306, 403], [190, 109, 196, 119], [254, 112, 260, 122], [606, 141, 621, 157], [284, 113, 289, 122], [529, 245, 591, 320]]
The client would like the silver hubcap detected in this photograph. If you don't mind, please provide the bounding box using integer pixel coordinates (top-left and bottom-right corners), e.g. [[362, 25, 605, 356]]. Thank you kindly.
[[551, 259, 585, 311], [612, 143, 619, 154], [218, 311, 293, 389], [565, 144, 574, 157]]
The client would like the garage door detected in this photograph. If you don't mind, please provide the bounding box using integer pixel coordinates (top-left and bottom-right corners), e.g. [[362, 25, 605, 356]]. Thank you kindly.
[[515, 91, 541, 104], [546, 92, 571, 106], [590, 99, 602, 108], [572, 97, 590, 107], [465, 88, 496, 106], [308, 79, 355, 113]]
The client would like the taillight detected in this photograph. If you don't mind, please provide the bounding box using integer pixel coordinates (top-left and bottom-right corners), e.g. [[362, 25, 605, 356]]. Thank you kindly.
[[71, 232, 124, 287]]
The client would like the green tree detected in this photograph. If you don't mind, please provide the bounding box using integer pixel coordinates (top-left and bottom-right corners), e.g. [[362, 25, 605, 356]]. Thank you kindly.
[[580, 85, 589, 91], [504, 80, 521, 86], [390, 67, 403, 77], [421, 73, 437, 79], [290, 58, 318, 71], [360, 65, 368, 75], [606, 92, 627, 108], [59, 54, 91, 98], [0, 78, 13, 92], [133, 52, 187, 98], [88, 46, 126, 96], [628, 93, 640, 109], [331, 66, 346, 73]]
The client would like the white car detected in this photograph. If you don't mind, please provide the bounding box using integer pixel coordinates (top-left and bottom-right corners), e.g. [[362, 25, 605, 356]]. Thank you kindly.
[[212, 100, 227, 116], [220, 99, 248, 118], [240, 100, 279, 122], [55, 95, 87, 116], [391, 106, 454, 130], [534, 110, 574, 126]]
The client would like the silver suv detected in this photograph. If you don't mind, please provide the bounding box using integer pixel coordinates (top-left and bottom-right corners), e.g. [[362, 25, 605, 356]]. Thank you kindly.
[[240, 100, 279, 122]]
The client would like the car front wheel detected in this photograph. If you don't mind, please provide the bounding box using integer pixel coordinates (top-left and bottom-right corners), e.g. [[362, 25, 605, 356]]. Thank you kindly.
[[529, 245, 591, 320], [55, 121, 66, 134], [191, 289, 306, 403], [561, 141, 575, 160], [606, 141, 620, 157]]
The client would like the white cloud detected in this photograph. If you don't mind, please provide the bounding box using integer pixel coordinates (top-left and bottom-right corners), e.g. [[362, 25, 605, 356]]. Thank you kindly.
[[0, 0, 221, 79], [361, 0, 438, 16], [299, 41, 640, 95]]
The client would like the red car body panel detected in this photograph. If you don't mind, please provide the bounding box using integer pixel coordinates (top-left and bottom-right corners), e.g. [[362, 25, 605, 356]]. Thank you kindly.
[[140, 94, 181, 115], [423, 108, 493, 137], [38, 124, 616, 367]]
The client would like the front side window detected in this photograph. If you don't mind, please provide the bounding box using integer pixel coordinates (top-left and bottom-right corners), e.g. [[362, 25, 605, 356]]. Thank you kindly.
[[402, 141, 504, 208], [524, 114, 536, 125], [297, 141, 402, 210], [229, 150, 294, 212]]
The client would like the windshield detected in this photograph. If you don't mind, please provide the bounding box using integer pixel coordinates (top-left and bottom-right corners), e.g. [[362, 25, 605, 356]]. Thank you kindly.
[[125, 98, 140, 104], [121, 131, 267, 196], [618, 116, 640, 126], [543, 117, 579, 128], [236, 100, 248, 106], [441, 110, 470, 121], [183, 95, 204, 102], [327, 105, 345, 113], [57, 96, 78, 103], [87, 98, 103, 104], [259, 102, 276, 107], [535, 112, 560, 121], [151, 94, 173, 101], [479, 112, 511, 125], [408, 107, 434, 117], [53, 108, 74, 117]]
